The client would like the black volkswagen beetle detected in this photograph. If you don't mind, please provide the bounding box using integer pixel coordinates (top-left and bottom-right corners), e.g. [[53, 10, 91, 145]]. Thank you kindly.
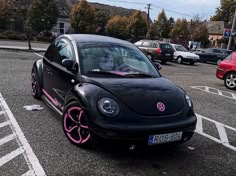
[[31, 34, 197, 148]]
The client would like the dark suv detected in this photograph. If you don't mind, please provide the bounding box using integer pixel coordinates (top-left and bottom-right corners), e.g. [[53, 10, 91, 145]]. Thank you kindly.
[[134, 40, 174, 64]]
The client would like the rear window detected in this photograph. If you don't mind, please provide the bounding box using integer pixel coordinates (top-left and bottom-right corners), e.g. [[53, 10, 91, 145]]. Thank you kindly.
[[160, 44, 172, 50], [142, 41, 152, 47]]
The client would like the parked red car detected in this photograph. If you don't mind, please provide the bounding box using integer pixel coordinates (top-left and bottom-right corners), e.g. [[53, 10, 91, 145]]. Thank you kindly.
[[216, 52, 236, 90]]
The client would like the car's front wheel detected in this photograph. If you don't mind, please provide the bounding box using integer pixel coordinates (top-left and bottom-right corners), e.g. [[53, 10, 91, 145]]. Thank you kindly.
[[177, 56, 183, 64], [31, 69, 42, 99], [63, 102, 92, 148], [224, 72, 236, 90]]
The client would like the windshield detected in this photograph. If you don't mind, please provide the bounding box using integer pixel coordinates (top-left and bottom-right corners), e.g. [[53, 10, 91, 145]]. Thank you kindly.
[[174, 45, 188, 52], [78, 43, 160, 78]]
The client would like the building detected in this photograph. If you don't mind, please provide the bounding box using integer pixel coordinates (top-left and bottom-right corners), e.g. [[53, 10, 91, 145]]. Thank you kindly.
[[205, 21, 225, 47]]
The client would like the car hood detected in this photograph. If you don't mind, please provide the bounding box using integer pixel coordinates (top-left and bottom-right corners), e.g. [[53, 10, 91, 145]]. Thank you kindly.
[[82, 76, 186, 116], [175, 51, 199, 58]]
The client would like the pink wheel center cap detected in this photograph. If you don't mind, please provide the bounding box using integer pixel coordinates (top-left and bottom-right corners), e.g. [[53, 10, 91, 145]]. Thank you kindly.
[[156, 102, 165, 112]]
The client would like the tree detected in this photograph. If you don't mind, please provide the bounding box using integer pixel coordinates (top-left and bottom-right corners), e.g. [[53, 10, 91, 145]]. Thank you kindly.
[[0, 0, 15, 30], [211, 0, 236, 25], [70, 0, 96, 34], [106, 16, 129, 39], [190, 15, 209, 43], [27, 0, 58, 34], [128, 11, 148, 41], [156, 9, 171, 38], [171, 18, 190, 39]]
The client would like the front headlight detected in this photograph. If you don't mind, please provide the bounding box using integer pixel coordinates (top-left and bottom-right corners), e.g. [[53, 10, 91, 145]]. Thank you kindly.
[[98, 98, 120, 117], [185, 94, 193, 108]]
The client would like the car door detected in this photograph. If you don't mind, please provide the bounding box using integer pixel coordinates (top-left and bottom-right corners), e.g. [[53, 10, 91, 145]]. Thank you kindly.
[[43, 38, 78, 111]]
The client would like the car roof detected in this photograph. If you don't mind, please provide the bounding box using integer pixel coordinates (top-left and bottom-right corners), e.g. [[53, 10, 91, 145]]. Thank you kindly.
[[59, 34, 133, 46], [136, 39, 170, 44]]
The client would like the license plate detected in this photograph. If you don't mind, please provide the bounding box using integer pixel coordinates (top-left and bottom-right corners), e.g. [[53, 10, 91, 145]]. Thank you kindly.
[[165, 53, 171, 56], [148, 132, 183, 145]]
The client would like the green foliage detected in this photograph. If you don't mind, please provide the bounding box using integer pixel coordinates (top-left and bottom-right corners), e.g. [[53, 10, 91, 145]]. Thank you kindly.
[[0, 0, 15, 30], [211, 0, 236, 25], [27, 0, 58, 34], [171, 18, 190, 39], [128, 11, 148, 41], [70, 0, 96, 33], [0, 31, 26, 40], [106, 16, 129, 39]]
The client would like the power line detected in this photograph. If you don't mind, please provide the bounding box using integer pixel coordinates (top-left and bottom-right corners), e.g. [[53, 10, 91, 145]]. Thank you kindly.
[[152, 5, 194, 18], [88, 0, 194, 18]]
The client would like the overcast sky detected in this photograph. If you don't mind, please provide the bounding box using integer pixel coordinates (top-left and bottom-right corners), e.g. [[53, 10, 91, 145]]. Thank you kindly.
[[88, 0, 220, 21]]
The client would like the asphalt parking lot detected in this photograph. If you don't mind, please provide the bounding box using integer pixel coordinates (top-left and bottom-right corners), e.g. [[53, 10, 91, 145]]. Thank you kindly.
[[0, 49, 236, 176]]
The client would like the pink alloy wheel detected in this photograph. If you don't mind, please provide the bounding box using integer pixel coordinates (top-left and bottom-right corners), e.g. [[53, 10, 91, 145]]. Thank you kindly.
[[31, 73, 37, 96], [64, 107, 90, 144]]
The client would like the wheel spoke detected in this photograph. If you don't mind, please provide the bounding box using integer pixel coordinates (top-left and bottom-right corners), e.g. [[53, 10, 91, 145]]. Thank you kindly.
[[67, 127, 82, 144], [80, 124, 89, 129], [78, 111, 84, 122], [65, 125, 77, 133]]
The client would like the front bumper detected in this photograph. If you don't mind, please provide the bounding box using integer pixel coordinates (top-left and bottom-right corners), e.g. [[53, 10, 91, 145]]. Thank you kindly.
[[216, 68, 225, 79], [183, 57, 200, 62], [90, 115, 197, 142]]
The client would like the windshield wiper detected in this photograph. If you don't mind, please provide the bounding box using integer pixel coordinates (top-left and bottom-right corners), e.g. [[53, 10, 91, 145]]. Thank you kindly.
[[86, 70, 124, 77], [124, 73, 155, 78]]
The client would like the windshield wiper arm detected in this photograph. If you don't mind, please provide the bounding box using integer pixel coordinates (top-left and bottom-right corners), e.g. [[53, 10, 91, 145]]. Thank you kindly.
[[124, 73, 155, 78]]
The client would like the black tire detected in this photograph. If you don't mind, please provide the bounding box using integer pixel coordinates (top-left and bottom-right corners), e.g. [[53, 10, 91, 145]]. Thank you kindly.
[[177, 56, 183, 64], [31, 68, 42, 99], [224, 72, 236, 90], [161, 60, 167, 64], [190, 61, 194, 65], [63, 101, 93, 148]]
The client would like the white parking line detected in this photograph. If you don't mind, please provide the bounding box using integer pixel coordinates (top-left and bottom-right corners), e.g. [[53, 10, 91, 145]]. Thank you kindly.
[[0, 148, 24, 167], [0, 93, 46, 175], [0, 121, 10, 128], [196, 114, 236, 152], [0, 111, 4, 115], [191, 86, 236, 100], [34, 52, 43, 58], [0, 134, 15, 146]]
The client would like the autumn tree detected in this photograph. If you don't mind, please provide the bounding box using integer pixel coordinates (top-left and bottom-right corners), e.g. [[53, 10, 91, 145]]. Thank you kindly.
[[70, 0, 96, 33], [0, 0, 15, 30], [128, 11, 148, 41], [27, 0, 58, 34], [190, 16, 209, 43], [94, 8, 111, 35], [211, 0, 236, 25], [106, 16, 129, 39], [171, 18, 190, 39]]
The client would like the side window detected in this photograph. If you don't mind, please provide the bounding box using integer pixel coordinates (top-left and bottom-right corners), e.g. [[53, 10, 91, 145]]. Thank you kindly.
[[142, 41, 152, 47], [213, 49, 223, 54], [44, 43, 56, 61], [134, 41, 142, 46], [54, 39, 74, 66], [151, 42, 158, 48]]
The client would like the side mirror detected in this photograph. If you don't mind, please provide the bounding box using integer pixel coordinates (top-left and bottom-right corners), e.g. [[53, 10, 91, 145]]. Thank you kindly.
[[62, 59, 74, 70], [154, 62, 162, 70]]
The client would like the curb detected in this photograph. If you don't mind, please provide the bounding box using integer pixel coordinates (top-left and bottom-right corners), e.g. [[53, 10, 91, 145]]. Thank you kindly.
[[0, 46, 47, 52]]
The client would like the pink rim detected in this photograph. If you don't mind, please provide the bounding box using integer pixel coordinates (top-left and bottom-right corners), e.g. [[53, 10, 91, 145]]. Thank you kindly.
[[31, 73, 37, 96], [63, 106, 90, 144]]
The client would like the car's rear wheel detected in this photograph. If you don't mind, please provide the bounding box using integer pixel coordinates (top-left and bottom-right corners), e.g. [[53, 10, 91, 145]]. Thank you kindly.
[[177, 56, 183, 64], [189, 61, 194, 65], [31, 69, 42, 99], [161, 60, 167, 64], [63, 102, 92, 148], [224, 72, 236, 90]]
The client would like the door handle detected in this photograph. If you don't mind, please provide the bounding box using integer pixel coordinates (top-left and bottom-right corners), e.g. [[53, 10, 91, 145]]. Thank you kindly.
[[46, 68, 53, 75]]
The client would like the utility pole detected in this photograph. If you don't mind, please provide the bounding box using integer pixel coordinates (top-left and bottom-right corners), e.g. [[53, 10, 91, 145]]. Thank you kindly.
[[145, 4, 152, 23], [227, 2, 236, 50]]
